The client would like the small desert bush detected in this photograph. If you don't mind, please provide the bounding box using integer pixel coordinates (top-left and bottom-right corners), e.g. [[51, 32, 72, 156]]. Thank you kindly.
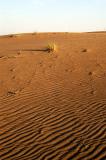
[[45, 43, 57, 53], [9, 34, 14, 38], [9, 34, 20, 38], [32, 32, 38, 35]]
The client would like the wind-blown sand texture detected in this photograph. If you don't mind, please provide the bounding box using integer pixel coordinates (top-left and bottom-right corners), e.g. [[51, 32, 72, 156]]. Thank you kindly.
[[0, 33, 106, 160]]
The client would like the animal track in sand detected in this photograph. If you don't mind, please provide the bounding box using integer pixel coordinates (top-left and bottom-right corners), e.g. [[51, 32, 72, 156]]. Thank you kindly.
[[17, 50, 22, 55], [0, 56, 4, 59], [7, 88, 23, 97], [65, 69, 72, 73], [88, 71, 93, 76], [10, 68, 15, 72], [7, 91, 16, 96], [48, 65, 53, 68], [90, 90, 96, 95], [82, 49, 87, 52], [39, 62, 43, 67], [11, 76, 16, 80], [88, 64, 106, 78]]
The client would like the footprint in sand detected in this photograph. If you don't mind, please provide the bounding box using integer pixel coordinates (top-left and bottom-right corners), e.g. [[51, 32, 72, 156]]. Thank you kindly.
[[0, 56, 4, 59], [88, 71, 93, 76], [82, 49, 88, 53], [65, 69, 70, 73], [48, 64, 52, 68], [39, 61, 43, 67], [65, 68, 72, 73], [7, 91, 16, 96], [90, 90, 96, 95], [88, 66, 105, 78], [17, 50, 22, 55], [12, 76, 16, 80], [7, 89, 22, 97], [10, 68, 15, 72]]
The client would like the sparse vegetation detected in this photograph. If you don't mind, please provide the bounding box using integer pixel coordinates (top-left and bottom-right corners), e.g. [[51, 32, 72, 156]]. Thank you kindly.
[[9, 34, 14, 38], [8, 34, 22, 38], [32, 32, 38, 35], [45, 43, 57, 53]]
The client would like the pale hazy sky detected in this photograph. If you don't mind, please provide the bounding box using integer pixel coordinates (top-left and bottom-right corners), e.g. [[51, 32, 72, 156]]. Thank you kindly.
[[0, 0, 106, 35]]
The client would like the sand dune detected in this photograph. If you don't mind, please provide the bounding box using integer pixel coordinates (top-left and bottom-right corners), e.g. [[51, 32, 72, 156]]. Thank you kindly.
[[0, 33, 106, 160]]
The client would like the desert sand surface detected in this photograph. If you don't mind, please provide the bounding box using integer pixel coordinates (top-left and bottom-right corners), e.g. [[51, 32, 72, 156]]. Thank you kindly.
[[0, 32, 106, 160]]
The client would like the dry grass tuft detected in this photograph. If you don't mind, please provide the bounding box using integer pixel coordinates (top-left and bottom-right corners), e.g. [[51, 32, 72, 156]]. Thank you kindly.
[[45, 43, 57, 53]]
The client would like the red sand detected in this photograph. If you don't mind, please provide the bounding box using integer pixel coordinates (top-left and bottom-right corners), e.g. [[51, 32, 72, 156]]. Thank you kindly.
[[0, 33, 106, 160]]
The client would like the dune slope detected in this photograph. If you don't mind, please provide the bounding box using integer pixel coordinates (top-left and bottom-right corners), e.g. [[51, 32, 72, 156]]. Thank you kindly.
[[0, 33, 106, 160]]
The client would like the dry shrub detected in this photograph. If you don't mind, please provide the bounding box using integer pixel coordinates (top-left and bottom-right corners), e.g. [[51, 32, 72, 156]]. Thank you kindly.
[[45, 43, 57, 53]]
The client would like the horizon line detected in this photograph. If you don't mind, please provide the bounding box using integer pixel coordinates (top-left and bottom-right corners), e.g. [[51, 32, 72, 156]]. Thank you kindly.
[[1, 31, 106, 37]]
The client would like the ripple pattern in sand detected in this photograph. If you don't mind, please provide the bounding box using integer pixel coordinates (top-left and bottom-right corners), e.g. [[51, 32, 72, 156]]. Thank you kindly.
[[0, 81, 106, 160]]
